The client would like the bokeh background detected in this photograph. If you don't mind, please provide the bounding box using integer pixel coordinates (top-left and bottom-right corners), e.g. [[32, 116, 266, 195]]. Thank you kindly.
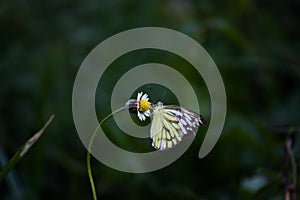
[[1, 0, 300, 199]]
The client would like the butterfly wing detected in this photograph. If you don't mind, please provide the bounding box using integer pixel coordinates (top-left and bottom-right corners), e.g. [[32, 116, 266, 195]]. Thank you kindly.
[[173, 106, 206, 135], [150, 106, 182, 150], [150, 105, 206, 150]]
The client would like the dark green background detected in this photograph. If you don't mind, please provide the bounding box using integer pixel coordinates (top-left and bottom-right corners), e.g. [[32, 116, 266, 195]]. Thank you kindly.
[[1, 0, 299, 199]]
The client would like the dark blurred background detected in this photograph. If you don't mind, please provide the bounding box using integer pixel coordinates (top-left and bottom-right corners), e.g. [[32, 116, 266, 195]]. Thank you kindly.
[[1, 0, 300, 199]]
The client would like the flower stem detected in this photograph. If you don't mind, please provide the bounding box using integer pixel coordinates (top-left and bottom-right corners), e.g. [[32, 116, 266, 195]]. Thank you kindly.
[[87, 107, 126, 200]]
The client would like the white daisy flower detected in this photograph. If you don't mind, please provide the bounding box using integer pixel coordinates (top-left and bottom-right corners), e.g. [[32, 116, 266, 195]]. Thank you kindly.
[[125, 92, 152, 121]]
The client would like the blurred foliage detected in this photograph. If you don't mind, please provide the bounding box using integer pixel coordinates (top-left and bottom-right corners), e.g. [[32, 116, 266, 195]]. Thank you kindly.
[[0, 0, 300, 199]]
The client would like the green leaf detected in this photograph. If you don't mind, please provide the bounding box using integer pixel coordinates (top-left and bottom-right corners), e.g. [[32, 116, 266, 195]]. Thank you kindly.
[[0, 115, 55, 181]]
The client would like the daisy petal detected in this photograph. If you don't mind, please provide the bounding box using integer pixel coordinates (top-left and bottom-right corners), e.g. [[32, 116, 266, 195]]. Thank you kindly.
[[138, 111, 145, 121], [144, 110, 151, 116], [137, 92, 142, 101], [142, 93, 149, 101]]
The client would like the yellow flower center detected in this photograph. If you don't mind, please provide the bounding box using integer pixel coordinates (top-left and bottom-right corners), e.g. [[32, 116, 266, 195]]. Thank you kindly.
[[139, 100, 151, 112]]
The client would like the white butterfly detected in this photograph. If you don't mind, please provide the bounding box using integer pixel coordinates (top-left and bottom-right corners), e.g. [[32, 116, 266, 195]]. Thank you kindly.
[[126, 92, 206, 150]]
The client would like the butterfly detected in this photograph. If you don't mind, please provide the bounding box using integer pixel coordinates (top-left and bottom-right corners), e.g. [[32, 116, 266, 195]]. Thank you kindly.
[[126, 92, 206, 150]]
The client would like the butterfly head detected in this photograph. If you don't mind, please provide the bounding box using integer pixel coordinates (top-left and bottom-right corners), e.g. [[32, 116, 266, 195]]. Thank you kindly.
[[125, 92, 152, 121]]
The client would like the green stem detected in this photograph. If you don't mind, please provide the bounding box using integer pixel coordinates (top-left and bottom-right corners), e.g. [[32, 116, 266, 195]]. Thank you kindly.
[[87, 107, 126, 200], [286, 141, 297, 189]]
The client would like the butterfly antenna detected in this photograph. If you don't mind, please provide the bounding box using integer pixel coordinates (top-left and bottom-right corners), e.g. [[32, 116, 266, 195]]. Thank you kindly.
[[162, 91, 167, 101], [146, 85, 163, 103]]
